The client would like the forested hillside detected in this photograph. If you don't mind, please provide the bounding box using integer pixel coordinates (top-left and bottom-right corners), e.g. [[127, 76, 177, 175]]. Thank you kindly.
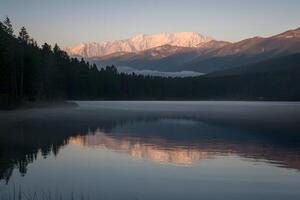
[[1, 18, 300, 109]]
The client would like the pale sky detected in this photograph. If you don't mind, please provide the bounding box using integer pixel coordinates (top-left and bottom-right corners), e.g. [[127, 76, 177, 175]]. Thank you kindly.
[[1, 0, 300, 47]]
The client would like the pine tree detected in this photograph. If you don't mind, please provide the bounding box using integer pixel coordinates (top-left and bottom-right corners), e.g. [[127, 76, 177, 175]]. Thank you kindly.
[[42, 43, 52, 52], [17, 26, 31, 98], [53, 44, 60, 54], [3, 17, 13, 36], [0, 21, 5, 31], [18, 26, 29, 43]]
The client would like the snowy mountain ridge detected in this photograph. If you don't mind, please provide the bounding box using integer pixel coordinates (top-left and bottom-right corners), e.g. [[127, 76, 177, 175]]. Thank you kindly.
[[66, 32, 214, 58]]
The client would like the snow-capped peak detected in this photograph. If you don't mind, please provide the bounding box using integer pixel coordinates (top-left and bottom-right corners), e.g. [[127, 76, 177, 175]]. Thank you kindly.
[[66, 32, 213, 58]]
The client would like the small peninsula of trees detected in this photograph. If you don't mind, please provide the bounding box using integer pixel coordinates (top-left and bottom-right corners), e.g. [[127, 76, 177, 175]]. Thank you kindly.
[[1, 17, 300, 109]]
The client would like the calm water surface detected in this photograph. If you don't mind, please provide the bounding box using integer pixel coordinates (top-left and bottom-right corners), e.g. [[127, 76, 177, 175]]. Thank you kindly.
[[1, 101, 300, 200]]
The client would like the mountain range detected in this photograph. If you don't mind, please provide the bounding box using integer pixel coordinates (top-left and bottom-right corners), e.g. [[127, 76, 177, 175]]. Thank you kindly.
[[66, 32, 213, 57], [66, 27, 300, 74]]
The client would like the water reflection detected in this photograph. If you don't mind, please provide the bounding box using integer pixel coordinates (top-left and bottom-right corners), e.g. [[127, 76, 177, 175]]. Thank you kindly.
[[67, 118, 300, 168], [0, 101, 300, 184], [69, 130, 216, 165]]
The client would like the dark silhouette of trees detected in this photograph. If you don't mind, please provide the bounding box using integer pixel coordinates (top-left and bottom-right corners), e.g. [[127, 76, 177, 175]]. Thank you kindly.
[[18, 26, 29, 43], [1, 17, 300, 109], [3, 16, 13, 36]]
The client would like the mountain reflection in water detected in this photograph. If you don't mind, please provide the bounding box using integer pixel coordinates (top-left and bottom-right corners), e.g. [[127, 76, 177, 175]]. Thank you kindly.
[[1, 101, 300, 183], [67, 117, 300, 167], [69, 129, 216, 165]]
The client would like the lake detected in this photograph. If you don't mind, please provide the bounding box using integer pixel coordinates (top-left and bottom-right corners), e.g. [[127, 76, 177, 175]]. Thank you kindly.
[[1, 101, 300, 200]]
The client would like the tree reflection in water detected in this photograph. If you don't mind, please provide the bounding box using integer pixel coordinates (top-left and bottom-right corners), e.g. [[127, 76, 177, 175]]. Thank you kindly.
[[1, 102, 300, 183]]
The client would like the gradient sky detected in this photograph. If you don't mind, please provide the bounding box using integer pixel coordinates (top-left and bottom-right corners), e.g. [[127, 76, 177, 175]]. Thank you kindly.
[[1, 0, 300, 47]]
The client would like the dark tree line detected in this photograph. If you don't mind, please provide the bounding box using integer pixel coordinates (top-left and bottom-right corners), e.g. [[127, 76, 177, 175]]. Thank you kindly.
[[1, 17, 300, 109]]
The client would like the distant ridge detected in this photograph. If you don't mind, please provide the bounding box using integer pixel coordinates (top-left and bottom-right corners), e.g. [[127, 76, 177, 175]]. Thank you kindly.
[[179, 26, 300, 73], [67, 27, 300, 73], [66, 32, 214, 57]]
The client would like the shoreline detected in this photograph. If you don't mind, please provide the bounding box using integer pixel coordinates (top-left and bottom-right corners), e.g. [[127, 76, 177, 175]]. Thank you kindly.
[[0, 100, 78, 111]]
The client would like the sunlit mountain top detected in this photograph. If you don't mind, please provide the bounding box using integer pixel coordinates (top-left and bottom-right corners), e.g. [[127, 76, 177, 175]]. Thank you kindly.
[[66, 32, 213, 58]]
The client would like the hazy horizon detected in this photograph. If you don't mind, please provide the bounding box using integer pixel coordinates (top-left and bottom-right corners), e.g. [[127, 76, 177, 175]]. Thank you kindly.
[[1, 0, 300, 47]]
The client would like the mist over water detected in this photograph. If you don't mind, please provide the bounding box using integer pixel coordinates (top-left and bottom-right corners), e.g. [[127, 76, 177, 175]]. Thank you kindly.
[[1, 101, 300, 200]]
